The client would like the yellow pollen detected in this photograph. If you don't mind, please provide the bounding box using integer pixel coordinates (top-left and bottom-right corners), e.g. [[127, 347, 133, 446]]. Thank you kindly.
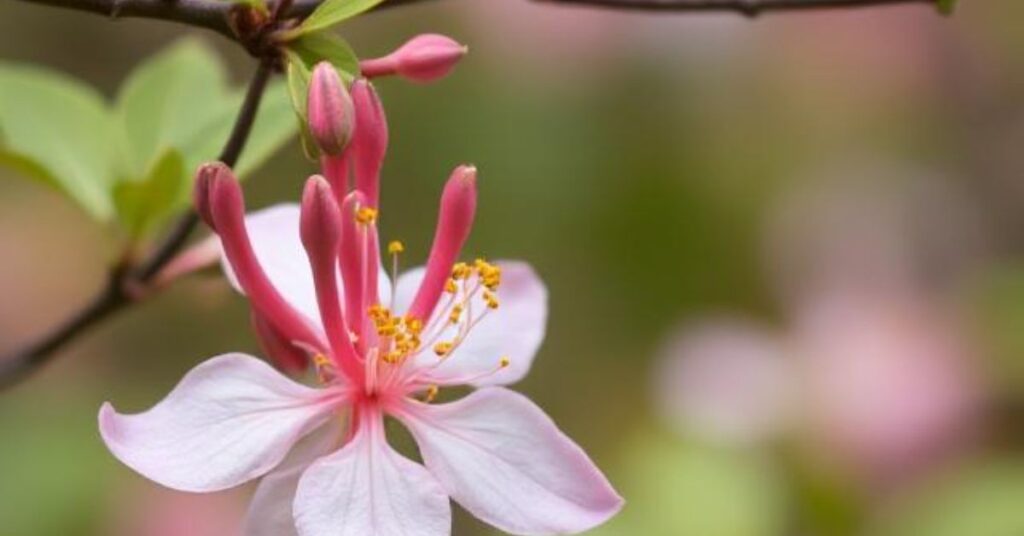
[[425, 385, 439, 403], [355, 207, 378, 224], [388, 240, 404, 254], [313, 353, 331, 367], [444, 278, 458, 294], [449, 305, 464, 324], [404, 316, 424, 335], [483, 291, 500, 309], [499, 356, 511, 368], [433, 341, 454, 357], [452, 262, 471, 280]]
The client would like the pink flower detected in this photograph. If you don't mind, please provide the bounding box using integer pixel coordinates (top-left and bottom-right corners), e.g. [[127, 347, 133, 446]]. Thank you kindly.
[[98, 71, 622, 536]]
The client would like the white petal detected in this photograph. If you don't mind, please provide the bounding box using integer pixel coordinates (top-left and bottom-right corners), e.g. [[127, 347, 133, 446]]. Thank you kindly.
[[293, 417, 450, 536], [395, 261, 547, 387], [99, 354, 335, 493], [221, 204, 392, 325], [399, 388, 622, 535], [243, 421, 344, 536]]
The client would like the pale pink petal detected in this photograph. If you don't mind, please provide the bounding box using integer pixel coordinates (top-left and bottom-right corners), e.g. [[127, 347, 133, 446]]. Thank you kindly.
[[243, 421, 343, 536], [395, 261, 547, 387], [398, 388, 622, 535], [221, 205, 391, 324], [99, 354, 336, 493], [293, 416, 450, 536]]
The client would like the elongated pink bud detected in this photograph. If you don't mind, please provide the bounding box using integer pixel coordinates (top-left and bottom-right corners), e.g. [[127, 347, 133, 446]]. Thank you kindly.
[[350, 80, 388, 208], [360, 34, 467, 84], [207, 168, 326, 351], [300, 176, 361, 379], [308, 62, 355, 156], [407, 165, 477, 321], [193, 163, 223, 229], [251, 310, 309, 374]]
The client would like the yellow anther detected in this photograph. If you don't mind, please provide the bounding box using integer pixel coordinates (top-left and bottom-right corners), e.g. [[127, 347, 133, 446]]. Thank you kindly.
[[355, 207, 378, 224], [444, 278, 458, 294], [499, 356, 511, 368], [425, 385, 439, 403], [404, 316, 424, 335], [388, 240, 404, 254], [483, 291, 500, 310], [452, 262, 471, 280], [313, 354, 331, 367], [433, 341, 454, 357], [449, 304, 464, 324]]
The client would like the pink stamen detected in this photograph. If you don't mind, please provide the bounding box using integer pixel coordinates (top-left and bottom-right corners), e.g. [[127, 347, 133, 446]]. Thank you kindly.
[[350, 80, 387, 208], [340, 191, 370, 352], [407, 165, 478, 322], [203, 165, 326, 351], [300, 176, 363, 382]]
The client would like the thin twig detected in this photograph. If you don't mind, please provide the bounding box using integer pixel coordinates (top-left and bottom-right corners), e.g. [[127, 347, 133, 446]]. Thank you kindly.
[[539, 0, 933, 15], [0, 59, 275, 389], [8, 0, 938, 40]]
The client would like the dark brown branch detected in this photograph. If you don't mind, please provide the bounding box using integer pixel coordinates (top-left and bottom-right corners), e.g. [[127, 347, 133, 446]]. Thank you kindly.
[[8, 0, 425, 41], [539, 0, 933, 15], [0, 59, 275, 389], [8, 0, 939, 41]]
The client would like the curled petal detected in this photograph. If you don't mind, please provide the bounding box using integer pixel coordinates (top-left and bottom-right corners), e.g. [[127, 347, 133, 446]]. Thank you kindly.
[[293, 414, 450, 536], [243, 421, 343, 536], [397, 261, 547, 387], [99, 354, 336, 493], [398, 388, 622, 535]]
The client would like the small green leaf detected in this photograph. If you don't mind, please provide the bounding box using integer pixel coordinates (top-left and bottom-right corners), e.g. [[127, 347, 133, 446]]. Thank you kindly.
[[285, 53, 321, 160], [936, 0, 958, 15], [287, 31, 360, 81], [113, 149, 186, 238], [0, 63, 117, 220], [283, 0, 385, 39]]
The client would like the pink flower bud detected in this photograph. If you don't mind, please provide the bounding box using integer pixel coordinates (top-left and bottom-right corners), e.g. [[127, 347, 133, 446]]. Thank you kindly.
[[360, 34, 467, 84], [307, 62, 355, 156], [193, 162, 231, 229]]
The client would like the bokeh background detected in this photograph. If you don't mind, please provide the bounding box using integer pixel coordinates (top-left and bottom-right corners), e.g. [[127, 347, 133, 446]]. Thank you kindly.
[[2, 1, 1023, 535]]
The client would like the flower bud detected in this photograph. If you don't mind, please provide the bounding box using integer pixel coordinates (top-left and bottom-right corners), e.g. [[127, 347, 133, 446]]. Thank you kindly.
[[193, 162, 234, 229], [360, 34, 467, 84], [307, 62, 355, 155]]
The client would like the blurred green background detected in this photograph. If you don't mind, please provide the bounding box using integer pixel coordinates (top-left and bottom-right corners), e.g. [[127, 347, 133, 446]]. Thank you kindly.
[[2, 1, 1024, 535]]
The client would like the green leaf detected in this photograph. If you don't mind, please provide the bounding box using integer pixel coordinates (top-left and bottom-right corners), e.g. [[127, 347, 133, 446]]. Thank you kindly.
[[283, 0, 385, 39], [113, 149, 186, 238], [287, 31, 360, 81], [115, 38, 298, 222], [285, 52, 321, 160], [0, 63, 117, 220], [936, 0, 958, 15], [116, 39, 234, 178]]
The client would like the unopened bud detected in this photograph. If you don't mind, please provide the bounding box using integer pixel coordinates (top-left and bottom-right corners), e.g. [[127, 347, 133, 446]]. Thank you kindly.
[[194, 162, 235, 229], [361, 34, 467, 84], [307, 62, 355, 155]]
